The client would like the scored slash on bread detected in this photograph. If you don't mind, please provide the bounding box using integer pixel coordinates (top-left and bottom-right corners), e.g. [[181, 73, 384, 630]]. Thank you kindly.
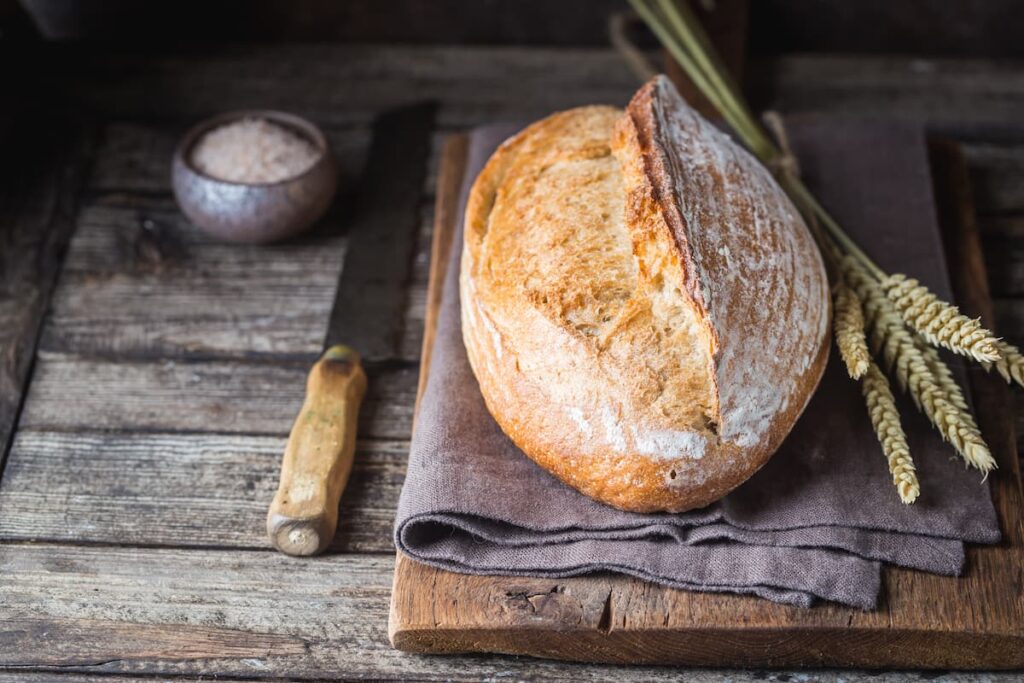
[[460, 76, 830, 513]]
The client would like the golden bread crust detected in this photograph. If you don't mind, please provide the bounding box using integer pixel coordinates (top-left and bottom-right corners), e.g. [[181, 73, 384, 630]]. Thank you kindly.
[[460, 77, 830, 513]]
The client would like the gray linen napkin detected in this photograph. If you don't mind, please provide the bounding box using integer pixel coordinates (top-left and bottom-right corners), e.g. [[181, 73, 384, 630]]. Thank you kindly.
[[394, 119, 1000, 609]]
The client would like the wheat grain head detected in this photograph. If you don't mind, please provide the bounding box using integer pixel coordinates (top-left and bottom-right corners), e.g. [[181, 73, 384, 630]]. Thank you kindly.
[[844, 258, 997, 474], [916, 339, 969, 411], [882, 274, 1001, 363], [992, 339, 1024, 388], [861, 361, 920, 504], [833, 282, 870, 379]]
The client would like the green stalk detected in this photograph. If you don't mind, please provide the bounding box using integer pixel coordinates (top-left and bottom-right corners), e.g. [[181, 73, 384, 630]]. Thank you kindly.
[[626, 0, 739, 133], [628, 0, 888, 282], [627, 0, 767, 153], [655, 0, 775, 158]]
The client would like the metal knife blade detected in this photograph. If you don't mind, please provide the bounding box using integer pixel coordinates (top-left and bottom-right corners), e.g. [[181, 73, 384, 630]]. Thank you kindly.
[[324, 101, 438, 359], [267, 102, 437, 556]]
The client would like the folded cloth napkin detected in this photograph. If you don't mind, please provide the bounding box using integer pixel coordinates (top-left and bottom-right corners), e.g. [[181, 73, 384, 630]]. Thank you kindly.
[[394, 118, 1001, 609]]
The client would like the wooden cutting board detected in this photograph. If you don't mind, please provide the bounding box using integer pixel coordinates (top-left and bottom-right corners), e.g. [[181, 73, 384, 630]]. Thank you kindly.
[[387, 134, 1024, 668]]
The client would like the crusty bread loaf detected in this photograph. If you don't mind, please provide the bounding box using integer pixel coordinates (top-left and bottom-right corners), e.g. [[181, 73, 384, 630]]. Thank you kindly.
[[460, 76, 830, 513]]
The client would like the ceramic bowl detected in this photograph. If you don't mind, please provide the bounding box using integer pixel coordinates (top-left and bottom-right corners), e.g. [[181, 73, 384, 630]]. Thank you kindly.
[[172, 110, 337, 243]]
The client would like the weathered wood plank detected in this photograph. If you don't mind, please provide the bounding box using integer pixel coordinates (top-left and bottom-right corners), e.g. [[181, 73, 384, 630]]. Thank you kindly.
[[993, 298, 1024, 342], [751, 55, 1024, 137], [41, 119, 437, 362], [41, 204, 347, 359], [43, 47, 1024, 138], [0, 666, 1012, 683], [389, 133, 1024, 669], [7, 543, 1011, 681], [0, 116, 94, 475], [49, 45, 642, 128], [0, 675, 259, 682], [19, 353, 417, 440], [40, 199, 432, 362], [0, 430, 405, 552], [87, 120, 447, 201], [44, 47, 1024, 136], [963, 143, 1024, 212], [980, 232, 1024, 297], [980, 214, 1024, 238], [89, 121, 374, 194]]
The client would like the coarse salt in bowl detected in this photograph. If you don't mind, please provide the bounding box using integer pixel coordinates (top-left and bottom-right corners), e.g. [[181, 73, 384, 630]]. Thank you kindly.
[[172, 110, 337, 243], [190, 117, 321, 185]]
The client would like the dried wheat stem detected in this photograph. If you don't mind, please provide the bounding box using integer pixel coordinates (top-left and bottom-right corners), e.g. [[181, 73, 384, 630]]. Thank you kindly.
[[861, 361, 920, 504], [833, 282, 870, 379], [991, 339, 1024, 388], [844, 258, 997, 474], [881, 274, 1001, 363]]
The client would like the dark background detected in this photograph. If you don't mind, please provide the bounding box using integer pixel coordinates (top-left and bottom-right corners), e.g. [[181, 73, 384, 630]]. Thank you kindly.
[[3, 0, 1022, 57]]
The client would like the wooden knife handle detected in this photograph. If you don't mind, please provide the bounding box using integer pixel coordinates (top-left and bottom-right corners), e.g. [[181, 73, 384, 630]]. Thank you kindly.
[[267, 345, 367, 556]]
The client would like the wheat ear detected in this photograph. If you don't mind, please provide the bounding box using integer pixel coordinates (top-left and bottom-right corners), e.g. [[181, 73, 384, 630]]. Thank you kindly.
[[881, 274, 1001, 363], [861, 361, 920, 504], [992, 339, 1024, 387], [844, 259, 997, 474], [914, 338, 996, 474], [916, 340, 968, 411], [833, 282, 870, 379]]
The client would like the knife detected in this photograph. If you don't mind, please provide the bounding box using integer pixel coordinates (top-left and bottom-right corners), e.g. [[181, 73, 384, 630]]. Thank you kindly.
[[267, 102, 437, 556]]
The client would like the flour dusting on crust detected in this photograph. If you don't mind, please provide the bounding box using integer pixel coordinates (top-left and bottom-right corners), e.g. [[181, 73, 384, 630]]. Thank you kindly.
[[641, 76, 829, 449], [459, 77, 830, 512]]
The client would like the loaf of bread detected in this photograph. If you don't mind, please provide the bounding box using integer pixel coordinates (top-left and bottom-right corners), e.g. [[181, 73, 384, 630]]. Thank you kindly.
[[460, 76, 830, 513]]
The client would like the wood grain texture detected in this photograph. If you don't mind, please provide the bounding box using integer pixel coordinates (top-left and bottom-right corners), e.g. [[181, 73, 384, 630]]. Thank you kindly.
[[387, 134, 1024, 668], [0, 430, 405, 552], [749, 54, 1024, 137], [415, 134, 468, 415], [18, 352, 418, 440], [43, 202, 348, 359], [968, 143, 1024, 301], [964, 143, 1024, 211], [40, 121, 436, 363], [39, 199, 433, 363], [0, 114, 93, 476], [267, 346, 368, 556], [36, 45, 1024, 135], [89, 121, 374, 194], [46, 45, 642, 128], [9, 546, 1015, 683], [0, 44, 1022, 680]]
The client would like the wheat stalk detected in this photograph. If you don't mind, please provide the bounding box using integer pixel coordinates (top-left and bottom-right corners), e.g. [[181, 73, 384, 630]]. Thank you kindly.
[[861, 361, 920, 504], [833, 282, 870, 379], [907, 347, 995, 474], [846, 259, 997, 474], [881, 274, 1001, 363], [628, 0, 1004, 500]]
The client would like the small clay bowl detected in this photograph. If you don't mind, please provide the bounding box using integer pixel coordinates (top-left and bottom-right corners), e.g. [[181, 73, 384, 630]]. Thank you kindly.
[[172, 110, 337, 243]]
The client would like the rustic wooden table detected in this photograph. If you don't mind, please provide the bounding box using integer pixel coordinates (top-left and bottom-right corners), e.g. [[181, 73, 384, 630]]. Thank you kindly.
[[0, 43, 1022, 681]]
